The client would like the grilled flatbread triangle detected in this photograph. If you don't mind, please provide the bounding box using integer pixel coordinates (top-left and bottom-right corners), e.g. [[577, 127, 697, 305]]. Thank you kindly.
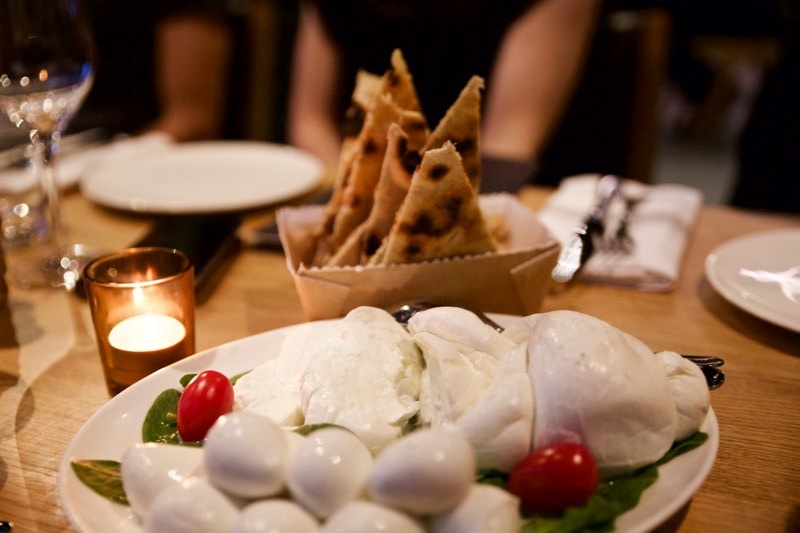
[[423, 75, 484, 190], [374, 140, 496, 265], [315, 70, 382, 245], [398, 109, 429, 152], [327, 93, 404, 252], [353, 69, 382, 110], [328, 123, 422, 266], [380, 49, 426, 117]]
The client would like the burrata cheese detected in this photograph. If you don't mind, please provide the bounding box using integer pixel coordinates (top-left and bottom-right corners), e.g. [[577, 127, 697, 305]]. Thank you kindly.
[[408, 307, 533, 472], [235, 307, 423, 454], [523, 310, 680, 476]]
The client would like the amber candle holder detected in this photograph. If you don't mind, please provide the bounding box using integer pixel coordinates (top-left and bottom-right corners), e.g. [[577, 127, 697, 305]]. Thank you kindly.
[[83, 247, 195, 396]]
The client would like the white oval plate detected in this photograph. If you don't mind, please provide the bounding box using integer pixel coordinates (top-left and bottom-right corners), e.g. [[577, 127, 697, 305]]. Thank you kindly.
[[705, 228, 800, 333], [58, 318, 718, 532], [80, 141, 323, 214]]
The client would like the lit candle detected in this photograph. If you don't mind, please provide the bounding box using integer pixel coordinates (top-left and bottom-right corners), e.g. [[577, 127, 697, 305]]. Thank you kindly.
[[84, 247, 195, 395], [106, 313, 191, 390], [109, 313, 186, 352]]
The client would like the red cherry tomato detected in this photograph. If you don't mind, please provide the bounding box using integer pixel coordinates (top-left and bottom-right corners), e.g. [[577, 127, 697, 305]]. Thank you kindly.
[[177, 370, 234, 442], [507, 442, 599, 514]]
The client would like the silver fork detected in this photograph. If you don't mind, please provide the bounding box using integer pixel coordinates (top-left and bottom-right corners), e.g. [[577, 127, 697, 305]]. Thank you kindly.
[[608, 195, 638, 253], [551, 175, 621, 282], [595, 186, 643, 265]]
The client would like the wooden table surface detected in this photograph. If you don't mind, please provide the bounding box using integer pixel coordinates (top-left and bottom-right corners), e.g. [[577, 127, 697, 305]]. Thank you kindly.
[[1, 186, 798, 532]]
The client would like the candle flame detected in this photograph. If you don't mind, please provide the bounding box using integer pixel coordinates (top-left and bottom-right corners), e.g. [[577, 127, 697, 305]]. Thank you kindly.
[[145, 265, 159, 280]]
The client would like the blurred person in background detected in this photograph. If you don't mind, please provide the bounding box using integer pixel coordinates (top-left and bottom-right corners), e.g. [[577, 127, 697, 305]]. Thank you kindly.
[[286, 0, 602, 192], [67, 0, 242, 142], [729, 0, 799, 213]]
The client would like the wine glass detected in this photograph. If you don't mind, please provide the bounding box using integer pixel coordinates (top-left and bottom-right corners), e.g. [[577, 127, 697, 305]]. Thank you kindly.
[[0, 0, 97, 290]]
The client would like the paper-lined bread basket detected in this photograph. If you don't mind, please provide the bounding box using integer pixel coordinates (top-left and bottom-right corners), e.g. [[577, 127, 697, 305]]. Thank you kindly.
[[277, 49, 560, 319], [278, 193, 560, 320]]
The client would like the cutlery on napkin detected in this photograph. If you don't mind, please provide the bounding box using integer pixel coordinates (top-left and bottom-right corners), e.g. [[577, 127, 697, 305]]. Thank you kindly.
[[538, 174, 703, 291], [551, 174, 621, 283]]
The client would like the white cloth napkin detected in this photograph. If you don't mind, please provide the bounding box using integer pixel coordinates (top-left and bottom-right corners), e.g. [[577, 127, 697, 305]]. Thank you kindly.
[[538, 174, 703, 291], [0, 131, 174, 194]]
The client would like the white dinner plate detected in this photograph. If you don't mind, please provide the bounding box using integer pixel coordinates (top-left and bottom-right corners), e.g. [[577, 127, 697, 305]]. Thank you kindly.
[[79, 141, 324, 214], [58, 318, 719, 533], [705, 228, 800, 333]]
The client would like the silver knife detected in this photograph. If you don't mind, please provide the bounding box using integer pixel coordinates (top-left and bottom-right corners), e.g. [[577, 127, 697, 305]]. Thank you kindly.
[[552, 174, 620, 283]]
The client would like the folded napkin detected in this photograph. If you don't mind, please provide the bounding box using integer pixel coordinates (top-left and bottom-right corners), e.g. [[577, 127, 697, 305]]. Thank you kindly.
[[0, 131, 174, 194], [538, 174, 703, 291]]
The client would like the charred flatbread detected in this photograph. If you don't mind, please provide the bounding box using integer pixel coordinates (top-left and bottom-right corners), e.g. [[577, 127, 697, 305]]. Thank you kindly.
[[422, 75, 484, 190], [373, 141, 495, 265], [314, 70, 382, 255], [328, 123, 422, 266], [380, 49, 426, 117], [326, 93, 405, 252]]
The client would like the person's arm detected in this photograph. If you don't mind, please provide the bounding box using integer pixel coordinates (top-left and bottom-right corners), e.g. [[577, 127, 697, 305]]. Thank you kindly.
[[482, 0, 601, 162], [148, 14, 233, 141], [287, 1, 345, 171]]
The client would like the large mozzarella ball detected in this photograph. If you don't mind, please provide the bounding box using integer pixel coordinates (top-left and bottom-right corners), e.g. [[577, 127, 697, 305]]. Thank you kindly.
[[144, 476, 238, 532], [655, 350, 710, 440], [232, 499, 320, 532], [120, 442, 204, 518], [204, 411, 289, 499], [367, 428, 475, 514], [287, 427, 373, 519], [431, 484, 521, 533], [524, 310, 679, 476], [408, 307, 533, 473], [322, 500, 424, 533], [298, 306, 423, 455]]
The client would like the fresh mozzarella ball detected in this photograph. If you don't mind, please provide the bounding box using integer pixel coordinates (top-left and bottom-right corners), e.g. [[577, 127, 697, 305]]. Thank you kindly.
[[287, 427, 374, 519], [431, 484, 521, 533], [368, 428, 475, 515], [452, 342, 533, 472], [408, 307, 533, 472], [120, 442, 204, 518], [525, 310, 678, 476], [234, 323, 334, 427], [204, 411, 289, 499], [299, 307, 423, 454], [144, 476, 238, 532], [407, 306, 515, 358], [322, 500, 424, 533], [656, 350, 711, 440], [233, 499, 320, 533]]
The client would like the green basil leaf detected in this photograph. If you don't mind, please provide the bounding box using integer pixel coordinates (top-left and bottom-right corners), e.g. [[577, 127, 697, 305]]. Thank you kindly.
[[657, 431, 708, 466], [142, 388, 181, 444], [70, 460, 128, 505]]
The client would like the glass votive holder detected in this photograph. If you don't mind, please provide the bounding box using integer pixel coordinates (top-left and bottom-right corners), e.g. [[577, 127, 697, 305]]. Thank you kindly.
[[83, 247, 195, 396]]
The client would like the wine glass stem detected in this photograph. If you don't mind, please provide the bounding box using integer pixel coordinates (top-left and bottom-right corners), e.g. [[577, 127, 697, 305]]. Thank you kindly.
[[34, 133, 66, 253]]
